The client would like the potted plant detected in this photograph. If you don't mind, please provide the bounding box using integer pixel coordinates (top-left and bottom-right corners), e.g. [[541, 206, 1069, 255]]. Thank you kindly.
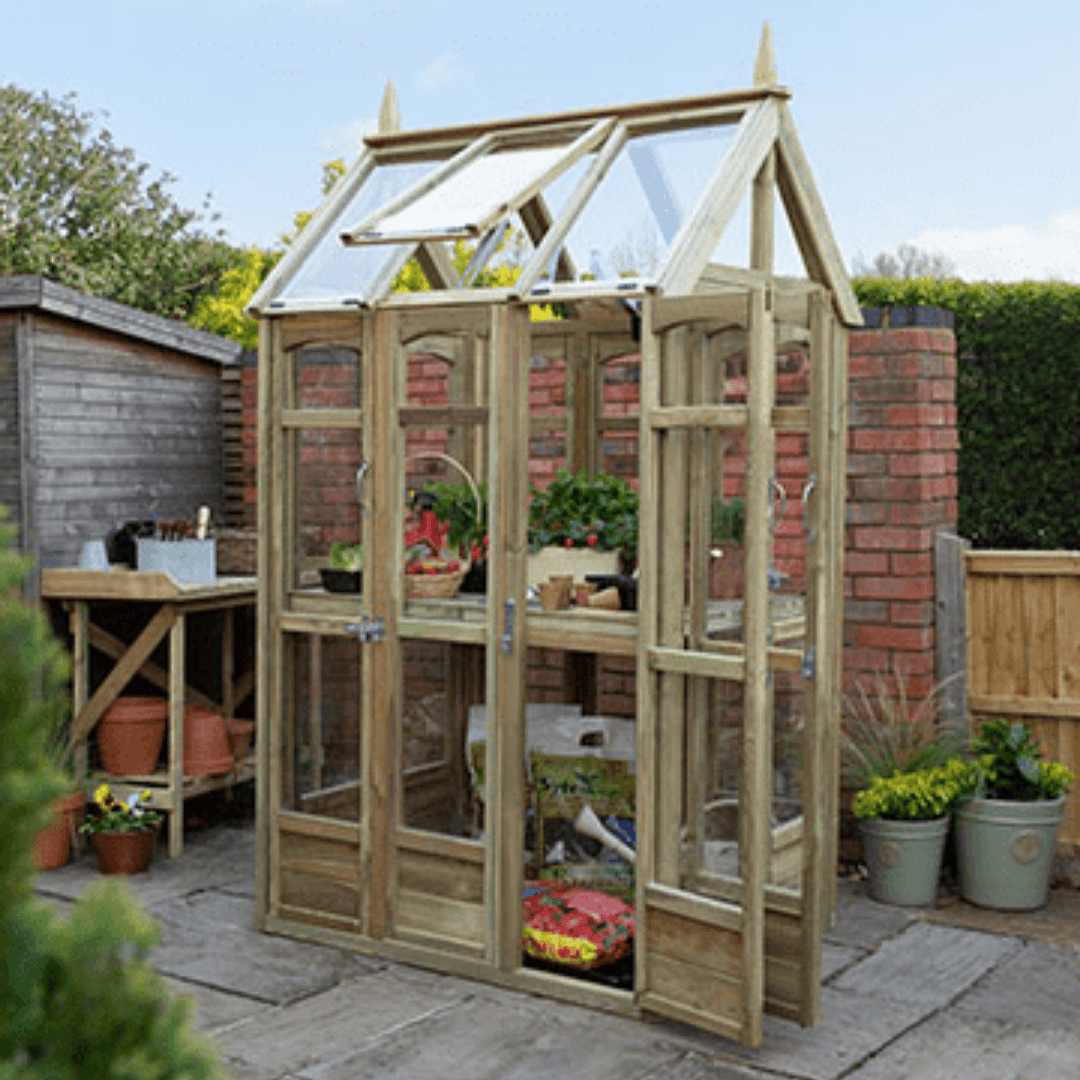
[[32, 714, 85, 872], [527, 469, 638, 588], [709, 496, 745, 599], [424, 478, 489, 594], [955, 719, 1074, 911], [853, 758, 971, 906], [840, 672, 964, 864], [320, 542, 364, 594], [79, 783, 163, 874]]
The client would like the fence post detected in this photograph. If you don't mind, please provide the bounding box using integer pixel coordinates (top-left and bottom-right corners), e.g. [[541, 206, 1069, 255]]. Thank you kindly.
[[934, 530, 969, 734]]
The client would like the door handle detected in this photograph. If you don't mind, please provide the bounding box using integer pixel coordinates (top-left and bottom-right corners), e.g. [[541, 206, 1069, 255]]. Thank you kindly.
[[500, 598, 516, 657]]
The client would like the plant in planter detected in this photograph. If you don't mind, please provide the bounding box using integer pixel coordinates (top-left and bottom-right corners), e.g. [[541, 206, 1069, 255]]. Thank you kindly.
[[320, 541, 364, 593], [955, 719, 1074, 910], [853, 759, 971, 906], [527, 469, 638, 582], [839, 671, 965, 865], [424, 478, 489, 593], [79, 784, 163, 874], [32, 711, 84, 872]]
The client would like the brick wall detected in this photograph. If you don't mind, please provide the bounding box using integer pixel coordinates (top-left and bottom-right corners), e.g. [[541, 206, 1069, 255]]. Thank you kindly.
[[232, 307, 959, 715]]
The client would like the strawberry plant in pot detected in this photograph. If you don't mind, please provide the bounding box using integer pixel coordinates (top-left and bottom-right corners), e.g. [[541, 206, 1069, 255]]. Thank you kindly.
[[708, 496, 745, 599], [424, 477, 489, 594], [955, 719, 1074, 910], [526, 470, 638, 591]]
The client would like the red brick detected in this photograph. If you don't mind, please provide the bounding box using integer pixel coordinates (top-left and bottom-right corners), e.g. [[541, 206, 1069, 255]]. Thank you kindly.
[[856, 625, 934, 651], [843, 646, 891, 672], [888, 501, 955, 527], [891, 552, 934, 576], [882, 355, 952, 379], [888, 452, 950, 477], [847, 503, 887, 525], [890, 651, 936, 676], [845, 551, 890, 575], [851, 430, 891, 453], [849, 328, 955, 355], [890, 601, 935, 626], [854, 576, 935, 601], [853, 526, 934, 551], [849, 356, 885, 379], [847, 453, 888, 477], [887, 404, 949, 427]]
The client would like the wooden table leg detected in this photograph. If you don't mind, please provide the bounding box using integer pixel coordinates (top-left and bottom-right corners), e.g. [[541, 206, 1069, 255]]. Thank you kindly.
[[168, 609, 186, 858], [69, 601, 89, 790], [222, 606, 235, 721]]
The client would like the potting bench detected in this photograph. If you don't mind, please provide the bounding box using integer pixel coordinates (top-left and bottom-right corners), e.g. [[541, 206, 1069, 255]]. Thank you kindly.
[[42, 568, 257, 857]]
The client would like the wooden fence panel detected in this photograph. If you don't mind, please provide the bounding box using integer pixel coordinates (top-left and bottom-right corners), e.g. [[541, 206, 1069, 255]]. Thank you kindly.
[[966, 551, 1080, 852]]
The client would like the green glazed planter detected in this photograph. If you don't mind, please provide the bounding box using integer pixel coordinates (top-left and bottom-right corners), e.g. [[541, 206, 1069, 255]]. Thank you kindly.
[[956, 796, 1065, 911], [860, 815, 950, 907]]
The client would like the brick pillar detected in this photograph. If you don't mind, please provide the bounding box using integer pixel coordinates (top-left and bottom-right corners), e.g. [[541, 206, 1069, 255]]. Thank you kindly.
[[844, 307, 959, 702]]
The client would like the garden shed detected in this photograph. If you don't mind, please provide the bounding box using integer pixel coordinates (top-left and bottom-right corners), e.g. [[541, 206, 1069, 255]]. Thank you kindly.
[[0, 274, 239, 597], [246, 29, 862, 1046]]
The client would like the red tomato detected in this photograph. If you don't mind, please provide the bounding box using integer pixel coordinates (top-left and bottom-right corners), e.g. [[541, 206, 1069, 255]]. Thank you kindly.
[[564, 537, 574, 549], [586, 533, 598, 547]]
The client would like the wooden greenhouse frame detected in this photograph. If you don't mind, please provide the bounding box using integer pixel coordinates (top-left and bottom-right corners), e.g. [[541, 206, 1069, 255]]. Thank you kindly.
[[247, 28, 861, 1046]]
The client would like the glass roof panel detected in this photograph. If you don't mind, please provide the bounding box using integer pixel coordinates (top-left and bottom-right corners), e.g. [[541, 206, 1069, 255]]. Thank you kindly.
[[533, 124, 738, 290], [353, 145, 572, 243], [279, 160, 435, 305]]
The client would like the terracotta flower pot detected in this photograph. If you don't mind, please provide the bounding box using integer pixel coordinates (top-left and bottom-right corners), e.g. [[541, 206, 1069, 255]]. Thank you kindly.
[[32, 790, 85, 871], [224, 717, 255, 763], [710, 545, 745, 600], [97, 697, 168, 775], [184, 706, 235, 776], [89, 826, 158, 874]]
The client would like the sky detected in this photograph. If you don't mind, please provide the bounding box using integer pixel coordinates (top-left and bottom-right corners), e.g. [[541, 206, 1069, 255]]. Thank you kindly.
[[5, 0, 1080, 284]]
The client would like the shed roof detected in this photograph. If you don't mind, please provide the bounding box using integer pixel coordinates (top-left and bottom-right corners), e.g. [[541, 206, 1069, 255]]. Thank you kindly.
[[250, 26, 861, 327], [0, 275, 241, 365]]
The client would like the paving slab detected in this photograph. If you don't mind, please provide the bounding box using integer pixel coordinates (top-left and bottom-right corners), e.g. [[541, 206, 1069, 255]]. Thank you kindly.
[[947, 940, 1080, 1030], [162, 975, 272, 1032], [830, 922, 1022, 1009], [295, 994, 686, 1080], [850, 1014, 1080, 1080], [823, 879, 921, 951], [212, 969, 475, 1080], [820, 940, 868, 982], [638, 1054, 780, 1079], [149, 892, 382, 1004], [34, 825, 256, 907], [921, 887, 1080, 949], [723, 987, 928, 1080]]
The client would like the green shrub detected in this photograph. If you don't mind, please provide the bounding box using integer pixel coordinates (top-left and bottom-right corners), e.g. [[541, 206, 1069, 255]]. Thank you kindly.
[[969, 718, 1075, 801], [853, 279, 1080, 549], [852, 759, 974, 821], [0, 506, 223, 1078]]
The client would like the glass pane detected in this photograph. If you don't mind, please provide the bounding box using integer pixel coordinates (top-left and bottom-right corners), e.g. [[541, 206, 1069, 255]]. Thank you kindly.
[[363, 145, 575, 242], [400, 638, 483, 837], [282, 631, 361, 821], [292, 424, 363, 595], [293, 344, 361, 410], [281, 161, 434, 304]]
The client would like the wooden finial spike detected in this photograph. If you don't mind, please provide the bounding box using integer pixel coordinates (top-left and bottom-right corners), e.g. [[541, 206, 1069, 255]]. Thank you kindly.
[[378, 79, 400, 134], [753, 23, 778, 87]]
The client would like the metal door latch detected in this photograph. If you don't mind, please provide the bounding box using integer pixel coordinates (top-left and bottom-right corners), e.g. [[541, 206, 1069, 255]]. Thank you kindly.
[[801, 645, 816, 680], [500, 598, 516, 657], [345, 615, 385, 644]]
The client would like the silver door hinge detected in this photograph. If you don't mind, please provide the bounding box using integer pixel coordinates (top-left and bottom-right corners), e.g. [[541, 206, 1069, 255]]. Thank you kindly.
[[801, 645, 816, 680], [500, 598, 516, 657], [345, 615, 385, 644]]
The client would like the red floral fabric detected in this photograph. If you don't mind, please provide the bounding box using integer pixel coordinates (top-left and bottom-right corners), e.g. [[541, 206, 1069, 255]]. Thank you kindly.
[[521, 884, 634, 969]]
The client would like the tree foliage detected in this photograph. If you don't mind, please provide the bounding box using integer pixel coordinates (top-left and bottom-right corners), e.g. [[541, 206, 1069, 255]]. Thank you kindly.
[[0, 509, 223, 1078], [853, 277, 1080, 549], [0, 84, 239, 321], [851, 243, 955, 281]]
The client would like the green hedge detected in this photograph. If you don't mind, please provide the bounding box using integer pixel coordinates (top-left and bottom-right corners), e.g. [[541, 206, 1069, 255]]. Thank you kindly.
[[853, 279, 1080, 549]]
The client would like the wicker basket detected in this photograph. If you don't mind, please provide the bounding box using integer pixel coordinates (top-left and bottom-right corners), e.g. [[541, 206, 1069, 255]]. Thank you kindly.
[[405, 558, 469, 599], [404, 452, 480, 601]]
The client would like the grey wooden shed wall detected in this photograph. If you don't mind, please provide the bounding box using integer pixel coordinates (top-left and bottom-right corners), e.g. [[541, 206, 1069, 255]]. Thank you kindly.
[[0, 276, 240, 594]]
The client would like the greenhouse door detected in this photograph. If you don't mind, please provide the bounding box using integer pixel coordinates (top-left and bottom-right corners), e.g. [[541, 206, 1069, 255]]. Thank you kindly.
[[634, 288, 845, 1046]]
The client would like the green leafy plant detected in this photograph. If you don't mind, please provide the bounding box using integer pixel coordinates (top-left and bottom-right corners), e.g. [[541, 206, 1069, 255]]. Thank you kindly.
[[853, 758, 975, 821], [968, 718, 1075, 801], [424, 478, 489, 558], [841, 672, 965, 790], [328, 541, 364, 571], [710, 497, 745, 547], [527, 469, 639, 569], [79, 784, 163, 834]]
